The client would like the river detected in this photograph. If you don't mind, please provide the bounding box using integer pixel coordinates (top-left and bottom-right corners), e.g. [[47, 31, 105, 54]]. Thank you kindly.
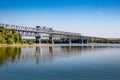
[[0, 44, 120, 80]]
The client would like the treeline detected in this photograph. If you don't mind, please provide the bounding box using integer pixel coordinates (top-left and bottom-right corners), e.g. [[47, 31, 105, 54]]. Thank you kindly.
[[0, 26, 34, 44], [41, 38, 120, 44], [40, 39, 81, 44], [93, 39, 120, 44], [0, 26, 21, 44]]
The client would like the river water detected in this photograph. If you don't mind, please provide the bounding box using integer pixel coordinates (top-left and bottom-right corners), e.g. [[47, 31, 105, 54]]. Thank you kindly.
[[0, 44, 120, 80]]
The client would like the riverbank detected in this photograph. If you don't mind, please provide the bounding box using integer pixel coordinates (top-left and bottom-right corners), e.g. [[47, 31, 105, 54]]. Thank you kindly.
[[0, 44, 54, 47]]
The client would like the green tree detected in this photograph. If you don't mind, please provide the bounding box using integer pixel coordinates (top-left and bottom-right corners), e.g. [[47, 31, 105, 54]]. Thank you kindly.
[[7, 39, 14, 44], [0, 26, 22, 44]]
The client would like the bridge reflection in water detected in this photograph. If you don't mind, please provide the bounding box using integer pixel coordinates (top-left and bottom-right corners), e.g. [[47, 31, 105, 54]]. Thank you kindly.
[[0, 46, 112, 66]]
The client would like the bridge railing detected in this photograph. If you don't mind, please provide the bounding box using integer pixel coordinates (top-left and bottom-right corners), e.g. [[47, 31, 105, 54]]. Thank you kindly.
[[52, 30, 81, 36]]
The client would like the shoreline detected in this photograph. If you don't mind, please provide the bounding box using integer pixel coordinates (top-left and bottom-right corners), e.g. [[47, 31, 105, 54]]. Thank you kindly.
[[0, 43, 120, 47], [0, 44, 54, 47]]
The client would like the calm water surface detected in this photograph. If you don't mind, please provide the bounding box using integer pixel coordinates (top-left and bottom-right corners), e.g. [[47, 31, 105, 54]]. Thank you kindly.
[[0, 44, 120, 80]]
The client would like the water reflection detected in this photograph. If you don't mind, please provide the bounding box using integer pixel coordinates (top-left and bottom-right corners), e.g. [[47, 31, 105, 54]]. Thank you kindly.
[[0, 46, 119, 66], [0, 47, 21, 66]]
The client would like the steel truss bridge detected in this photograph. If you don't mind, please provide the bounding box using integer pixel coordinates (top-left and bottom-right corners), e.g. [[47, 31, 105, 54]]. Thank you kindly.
[[0, 23, 104, 44]]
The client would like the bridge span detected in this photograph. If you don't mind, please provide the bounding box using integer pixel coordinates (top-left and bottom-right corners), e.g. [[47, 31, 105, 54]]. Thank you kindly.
[[0, 23, 104, 44]]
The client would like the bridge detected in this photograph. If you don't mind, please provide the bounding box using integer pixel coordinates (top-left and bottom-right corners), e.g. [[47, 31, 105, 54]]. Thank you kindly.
[[0, 23, 104, 44]]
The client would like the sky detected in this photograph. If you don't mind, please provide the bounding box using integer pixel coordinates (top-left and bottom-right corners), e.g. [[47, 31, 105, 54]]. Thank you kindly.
[[0, 0, 120, 38]]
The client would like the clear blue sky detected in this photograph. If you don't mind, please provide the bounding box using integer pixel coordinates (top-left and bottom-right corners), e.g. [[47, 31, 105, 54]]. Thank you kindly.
[[0, 0, 120, 38]]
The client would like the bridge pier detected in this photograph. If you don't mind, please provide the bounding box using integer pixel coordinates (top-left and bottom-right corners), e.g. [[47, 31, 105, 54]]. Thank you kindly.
[[69, 38, 72, 44], [83, 39, 88, 44], [91, 38, 95, 43], [82, 36, 84, 44], [49, 35, 54, 44], [35, 36, 41, 44], [79, 39, 83, 44]]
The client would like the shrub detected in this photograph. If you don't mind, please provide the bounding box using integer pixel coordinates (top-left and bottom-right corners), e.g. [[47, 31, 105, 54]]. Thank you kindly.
[[21, 40, 27, 44], [7, 39, 14, 44], [0, 38, 6, 44], [28, 41, 34, 45]]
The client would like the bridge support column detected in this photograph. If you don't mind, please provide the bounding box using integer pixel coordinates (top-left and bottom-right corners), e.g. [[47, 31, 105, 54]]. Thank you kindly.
[[49, 34, 54, 44], [52, 38, 54, 44], [36, 36, 41, 44], [82, 37, 84, 44], [86, 39, 88, 44], [83, 39, 88, 44], [79, 39, 83, 44], [69, 38, 71, 44], [91, 38, 94, 43]]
